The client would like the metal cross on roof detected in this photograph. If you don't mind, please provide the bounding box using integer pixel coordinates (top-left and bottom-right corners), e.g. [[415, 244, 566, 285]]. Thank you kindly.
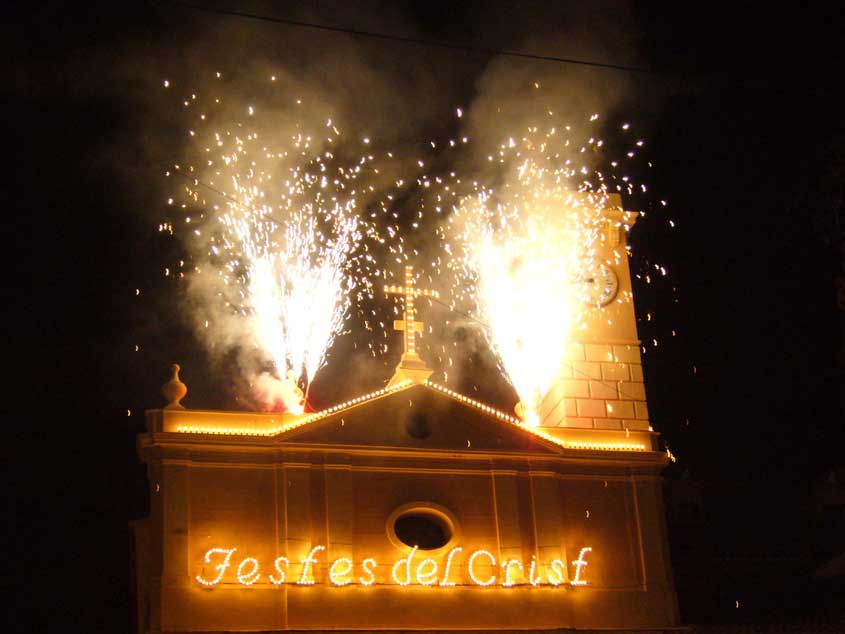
[[384, 265, 439, 385]]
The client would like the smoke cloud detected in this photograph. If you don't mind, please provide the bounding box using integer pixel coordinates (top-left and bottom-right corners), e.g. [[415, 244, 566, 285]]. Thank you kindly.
[[25, 2, 653, 410], [417, 3, 649, 408]]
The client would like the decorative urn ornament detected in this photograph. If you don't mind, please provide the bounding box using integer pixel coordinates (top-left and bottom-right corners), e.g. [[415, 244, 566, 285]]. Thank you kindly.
[[162, 363, 187, 409]]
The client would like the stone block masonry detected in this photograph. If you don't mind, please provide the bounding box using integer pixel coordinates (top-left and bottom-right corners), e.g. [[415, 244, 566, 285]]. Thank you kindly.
[[539, 341, 650, 431]]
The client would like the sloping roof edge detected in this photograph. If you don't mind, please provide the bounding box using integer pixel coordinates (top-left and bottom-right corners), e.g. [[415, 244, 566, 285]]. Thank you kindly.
[[165, 379, 650, 453]]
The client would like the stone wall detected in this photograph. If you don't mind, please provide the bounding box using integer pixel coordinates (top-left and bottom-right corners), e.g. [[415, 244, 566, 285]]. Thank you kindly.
[[539, 341, 650, 430]]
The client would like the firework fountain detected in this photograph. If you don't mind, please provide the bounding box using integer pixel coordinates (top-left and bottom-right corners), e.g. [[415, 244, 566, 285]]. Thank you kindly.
[[444, 119, 636, 425], [161, 74, 659, 423], [167, 79, 391, 413]]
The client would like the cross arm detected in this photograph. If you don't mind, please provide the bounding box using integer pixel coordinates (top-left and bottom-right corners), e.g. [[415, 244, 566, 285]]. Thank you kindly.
[[383, 285, 440, 299], [394, 320, 424, 332]]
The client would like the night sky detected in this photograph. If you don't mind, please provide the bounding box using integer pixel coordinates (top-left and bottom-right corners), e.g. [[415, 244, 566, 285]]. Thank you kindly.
[[5, 2, 843, 632]]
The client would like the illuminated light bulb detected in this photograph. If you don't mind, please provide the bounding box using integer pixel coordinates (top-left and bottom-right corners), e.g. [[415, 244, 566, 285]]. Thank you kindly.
[[391, 546, 417, 586], [359, 558, 377, 586], [523, 410, 540, 427], [196, 547, 237, 587], [415, 558, 439, 586], [237, 557, 261, 585], [547, 559, 566, 586], [329, 558, 353, 586], [298, 545, 326, 585], [528, 556, 542, 586], [178, 381, 415, 437], [439, 547, 463, 586], [570, 547, 592, 586], [502, 559, 523, 587], [269, 556, 289, 585], [468, 550, 497, 586]]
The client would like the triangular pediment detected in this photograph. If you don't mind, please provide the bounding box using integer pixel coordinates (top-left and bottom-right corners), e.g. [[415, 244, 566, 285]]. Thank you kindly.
[[278, 383, 561, 455]]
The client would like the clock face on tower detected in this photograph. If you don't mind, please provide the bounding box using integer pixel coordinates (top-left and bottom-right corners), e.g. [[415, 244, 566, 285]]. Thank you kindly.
[[582, 264, 619, 307]]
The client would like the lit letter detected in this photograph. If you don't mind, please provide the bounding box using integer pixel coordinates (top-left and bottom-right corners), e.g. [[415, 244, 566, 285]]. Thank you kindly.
[[528, 556, 542, 586], [547, 559, 566, 586], [236, 557, 260, 585], [359, 557, 376, 586], [502, 559, 523, 587], [196, 547, 236, 587], [439, 547, 463, 586], [391, 545, 417, 586], [571, 547, 592, 586], [269, 556, 289, 585], [415, 558, 439, 586], [329, 558, 353, 586], [468, 549, 496, 586], [298, 545, 325, 585]]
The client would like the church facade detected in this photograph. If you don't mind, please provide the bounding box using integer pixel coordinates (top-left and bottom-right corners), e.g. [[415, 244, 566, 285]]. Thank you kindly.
[[133, 196, 679, 633]]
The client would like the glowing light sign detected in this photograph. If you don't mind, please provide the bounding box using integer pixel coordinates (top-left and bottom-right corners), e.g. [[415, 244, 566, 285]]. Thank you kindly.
[[196, 545, 593, 588]]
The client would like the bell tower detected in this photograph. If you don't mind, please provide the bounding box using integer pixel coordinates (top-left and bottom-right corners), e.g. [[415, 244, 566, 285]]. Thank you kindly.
[[538, 193, 650, 432]]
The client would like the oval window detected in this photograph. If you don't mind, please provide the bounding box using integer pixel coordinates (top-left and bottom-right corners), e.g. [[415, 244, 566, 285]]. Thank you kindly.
[[393, 512, 450, 550]]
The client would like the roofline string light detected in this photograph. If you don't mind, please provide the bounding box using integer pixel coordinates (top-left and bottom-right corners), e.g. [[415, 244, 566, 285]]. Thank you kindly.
[[172, 379, 646, 452], [174, 380, 413, 436], [424, 381, 647, 452]]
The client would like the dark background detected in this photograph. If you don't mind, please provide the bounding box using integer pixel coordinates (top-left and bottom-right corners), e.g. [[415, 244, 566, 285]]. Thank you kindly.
[[4, 2, 843, 632]]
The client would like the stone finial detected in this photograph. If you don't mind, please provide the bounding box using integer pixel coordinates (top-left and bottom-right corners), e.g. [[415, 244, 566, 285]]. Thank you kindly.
[[162, 364, 187, 410]]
